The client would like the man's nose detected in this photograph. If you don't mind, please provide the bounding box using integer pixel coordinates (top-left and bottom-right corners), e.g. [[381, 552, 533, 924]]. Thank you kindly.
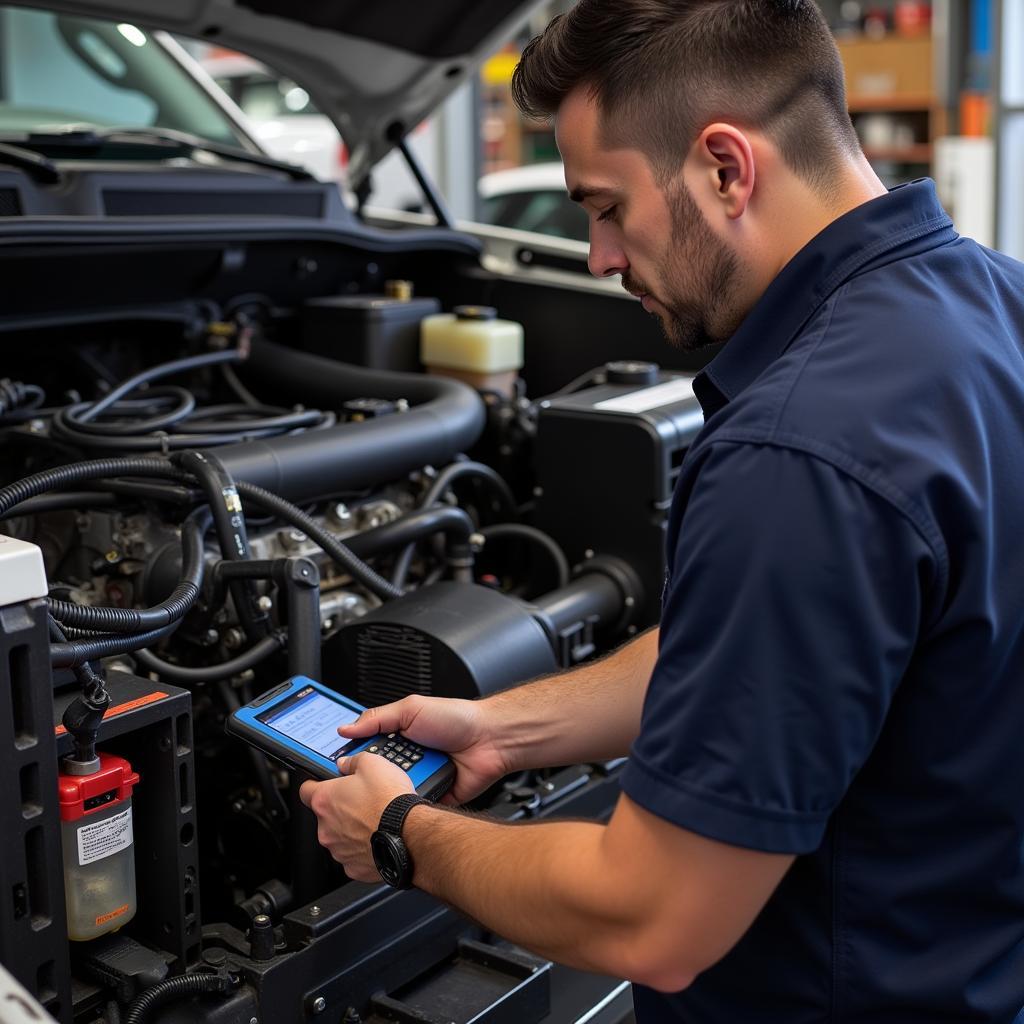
[[587, 230, 627, 279]]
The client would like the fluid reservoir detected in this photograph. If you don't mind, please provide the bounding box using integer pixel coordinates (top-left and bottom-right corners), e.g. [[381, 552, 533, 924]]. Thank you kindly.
[[420, 305, 524, 398], [58, 753, 140, 941]]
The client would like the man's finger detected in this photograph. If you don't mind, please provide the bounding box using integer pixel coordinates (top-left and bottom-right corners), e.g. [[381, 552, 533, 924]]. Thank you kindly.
[[336, 752, 365, 775], [337, 697, 421, 739], [298, 779, 319, 807]]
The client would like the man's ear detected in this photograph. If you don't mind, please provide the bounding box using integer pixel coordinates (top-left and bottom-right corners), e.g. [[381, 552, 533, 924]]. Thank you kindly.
[[693, 123, 755, 220]]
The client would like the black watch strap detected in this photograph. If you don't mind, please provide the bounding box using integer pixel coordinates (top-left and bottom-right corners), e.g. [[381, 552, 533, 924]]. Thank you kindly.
[[378, 793, 425, 837]]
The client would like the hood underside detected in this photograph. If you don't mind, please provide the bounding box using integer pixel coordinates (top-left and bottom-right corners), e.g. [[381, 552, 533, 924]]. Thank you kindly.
[[11, 0, 546, 185]]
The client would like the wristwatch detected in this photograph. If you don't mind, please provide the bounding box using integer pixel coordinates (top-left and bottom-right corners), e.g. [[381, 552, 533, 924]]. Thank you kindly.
[[371, 793, 425, 889]]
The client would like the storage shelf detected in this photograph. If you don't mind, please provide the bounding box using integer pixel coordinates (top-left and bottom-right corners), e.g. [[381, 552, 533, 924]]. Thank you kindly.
[[848, 93, 934, 112]]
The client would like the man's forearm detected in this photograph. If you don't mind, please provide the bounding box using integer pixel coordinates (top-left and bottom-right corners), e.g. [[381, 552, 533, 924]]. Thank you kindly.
[[405, 803, 643, 980], [484, 626, 658, 772]]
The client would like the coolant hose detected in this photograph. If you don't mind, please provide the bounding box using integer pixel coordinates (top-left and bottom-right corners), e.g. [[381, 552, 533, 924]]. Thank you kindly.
[[133, 634, 283, 683], [216, 340, 486, 502], [123, 972, 233, 1024], [343, 505, 475, 560]]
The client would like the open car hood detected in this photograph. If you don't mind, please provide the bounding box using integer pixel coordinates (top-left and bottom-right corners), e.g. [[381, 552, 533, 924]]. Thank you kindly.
[[12, 0, 546, 186]]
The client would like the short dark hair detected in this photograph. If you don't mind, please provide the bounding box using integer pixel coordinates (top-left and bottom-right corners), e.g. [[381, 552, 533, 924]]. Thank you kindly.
[[511, 0, 860, 194]]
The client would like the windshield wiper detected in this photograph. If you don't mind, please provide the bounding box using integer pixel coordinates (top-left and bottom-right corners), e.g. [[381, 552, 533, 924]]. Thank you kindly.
[[0, 141, 61, 184], [7, 126, 314, 182]]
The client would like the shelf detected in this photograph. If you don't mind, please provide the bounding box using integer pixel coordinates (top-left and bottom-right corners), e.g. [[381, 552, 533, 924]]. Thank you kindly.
[[863, 143, 933, 163], [848, 93, 934, 112]]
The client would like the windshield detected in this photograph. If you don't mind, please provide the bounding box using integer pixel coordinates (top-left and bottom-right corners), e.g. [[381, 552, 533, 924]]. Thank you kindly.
[[0, 6, 249, 149]]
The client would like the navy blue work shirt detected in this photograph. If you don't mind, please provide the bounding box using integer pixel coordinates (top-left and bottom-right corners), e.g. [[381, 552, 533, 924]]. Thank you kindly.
[[620, 180, 1024, 1022]]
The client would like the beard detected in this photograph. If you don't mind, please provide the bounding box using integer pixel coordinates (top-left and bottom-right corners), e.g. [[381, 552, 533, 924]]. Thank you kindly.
[[624, 180, 741, 352]]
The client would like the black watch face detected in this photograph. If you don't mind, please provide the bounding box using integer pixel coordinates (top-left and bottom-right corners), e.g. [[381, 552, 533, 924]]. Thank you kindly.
[[371, 830, 411, 888]]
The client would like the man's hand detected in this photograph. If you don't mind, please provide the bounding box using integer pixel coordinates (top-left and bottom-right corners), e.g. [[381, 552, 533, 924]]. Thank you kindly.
[[298, 752, 414, 882], [337, 695, 510, 805]]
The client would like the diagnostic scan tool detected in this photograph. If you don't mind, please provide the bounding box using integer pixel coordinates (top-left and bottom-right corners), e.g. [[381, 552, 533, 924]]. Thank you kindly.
[[226, 676, 455, 800]]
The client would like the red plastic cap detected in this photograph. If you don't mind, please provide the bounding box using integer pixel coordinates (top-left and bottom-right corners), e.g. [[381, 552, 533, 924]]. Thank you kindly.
[[58, 752, 140, 822]]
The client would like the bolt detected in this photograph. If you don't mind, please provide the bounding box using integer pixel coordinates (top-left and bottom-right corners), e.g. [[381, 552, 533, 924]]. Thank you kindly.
[[203, 628, 219, 646], [332, 502, 352, 524], [309, 905, 321, 917], [396, 398, 410, 413], [311, 997, 326, 1015], [584, 548, 595, 559], [624, 596, 636, 608], [254, 914, 270, 926], [322, 618, 334, 632], [224, 627, 245, 650], [250, 1017, 259, 1024], [469, 532, 485, 550], [257, 595, 273, 612], [105, 549, 120, 564], [533, 486, 544, 497]]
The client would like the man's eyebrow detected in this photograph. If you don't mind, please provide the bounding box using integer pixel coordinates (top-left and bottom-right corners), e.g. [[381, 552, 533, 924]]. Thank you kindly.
[[568, 185, 611, 204]]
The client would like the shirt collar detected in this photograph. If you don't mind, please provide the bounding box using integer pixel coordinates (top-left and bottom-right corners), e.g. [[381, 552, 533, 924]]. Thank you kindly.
[[694, 178, 956, 419]]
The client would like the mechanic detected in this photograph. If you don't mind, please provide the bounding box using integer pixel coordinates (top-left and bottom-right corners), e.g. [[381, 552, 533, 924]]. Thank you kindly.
[[300, 1, 1024, 1019]]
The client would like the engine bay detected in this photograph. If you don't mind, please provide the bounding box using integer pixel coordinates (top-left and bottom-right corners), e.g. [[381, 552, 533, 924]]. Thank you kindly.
[[0, 166, 705, 1023]]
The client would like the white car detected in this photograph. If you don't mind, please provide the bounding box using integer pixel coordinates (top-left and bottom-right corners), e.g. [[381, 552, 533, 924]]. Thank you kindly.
[[479, 161, 589, 242], [203, 51, 347, 183]]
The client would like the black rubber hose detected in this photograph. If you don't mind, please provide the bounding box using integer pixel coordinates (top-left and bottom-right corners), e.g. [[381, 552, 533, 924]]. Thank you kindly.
[[420, 461, 517, 515], [134, 634, 283, 683], [78, 349, 245, 424], [480, 523, 571, 589], [48, 509, 208, 633], [175, 450, 266, 640], [344, 505, 474, 560], [123, 973, 232, 1024], [235, 480, 403, 601], [217, 339, 485, 502], [391, 460, 517, 587], [0, 457, 189, 518]]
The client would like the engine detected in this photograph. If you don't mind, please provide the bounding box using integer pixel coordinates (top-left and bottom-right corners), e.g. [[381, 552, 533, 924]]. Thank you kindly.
[[0, 261, 703, 1022]]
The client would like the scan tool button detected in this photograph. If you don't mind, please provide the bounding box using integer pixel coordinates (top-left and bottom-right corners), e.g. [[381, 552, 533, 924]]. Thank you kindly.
[[368, 745, 380, 753], [401, 761, 413, 771]]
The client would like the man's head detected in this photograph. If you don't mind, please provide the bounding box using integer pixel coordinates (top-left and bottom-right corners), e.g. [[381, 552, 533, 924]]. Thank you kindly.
[[512, 0, 879, 350]]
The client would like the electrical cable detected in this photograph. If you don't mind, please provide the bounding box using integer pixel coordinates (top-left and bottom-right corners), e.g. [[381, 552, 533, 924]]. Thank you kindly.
[[175, 451, 267, 640], [47, 508, 209, 634], [50, 621, 181, 668], [123, 973, 233, 1024], [46, 347, 333, 452], [235, 480, 403, 601], [0, 457, 190, 519]]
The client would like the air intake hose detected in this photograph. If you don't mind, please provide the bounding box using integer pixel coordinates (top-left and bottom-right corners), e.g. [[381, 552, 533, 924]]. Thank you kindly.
[[216, 340, 486, 502]]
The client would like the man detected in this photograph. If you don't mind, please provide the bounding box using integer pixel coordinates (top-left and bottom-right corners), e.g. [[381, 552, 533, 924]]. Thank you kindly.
[[301, 1, 1024, 1019]]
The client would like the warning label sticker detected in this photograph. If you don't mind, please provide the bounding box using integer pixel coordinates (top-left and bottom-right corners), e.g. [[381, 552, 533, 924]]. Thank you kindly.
[[95, 904, 130, 927], [77, 807, 133, 866]]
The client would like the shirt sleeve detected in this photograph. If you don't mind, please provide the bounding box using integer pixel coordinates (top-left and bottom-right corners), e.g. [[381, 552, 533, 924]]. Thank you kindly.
[[620, 440, 937, 854]]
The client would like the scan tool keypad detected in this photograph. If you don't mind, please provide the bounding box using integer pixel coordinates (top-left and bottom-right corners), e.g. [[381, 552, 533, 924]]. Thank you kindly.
[[366, 733, 424, 772]]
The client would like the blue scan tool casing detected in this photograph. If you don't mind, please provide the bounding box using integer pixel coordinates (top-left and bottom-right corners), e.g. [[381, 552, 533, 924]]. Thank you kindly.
[[227, 675, 454, 801]]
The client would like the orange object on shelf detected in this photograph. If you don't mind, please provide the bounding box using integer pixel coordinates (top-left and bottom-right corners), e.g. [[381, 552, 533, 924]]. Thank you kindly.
[[960, 92, 992, 137]]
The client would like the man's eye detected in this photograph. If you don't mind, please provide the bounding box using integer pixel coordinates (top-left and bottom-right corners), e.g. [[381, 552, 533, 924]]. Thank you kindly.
[[597, 205, 618, 223]]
